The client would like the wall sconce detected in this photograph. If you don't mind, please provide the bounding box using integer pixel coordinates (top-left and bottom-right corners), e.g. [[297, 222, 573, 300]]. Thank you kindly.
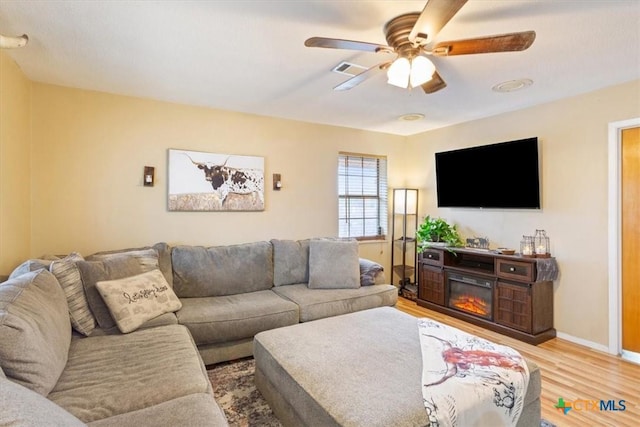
[[273, 173, 282, 191], [143, 166, 155, 187], [393, 188, 418, 215]]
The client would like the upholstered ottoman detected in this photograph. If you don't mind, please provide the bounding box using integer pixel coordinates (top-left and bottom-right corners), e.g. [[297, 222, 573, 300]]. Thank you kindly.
[[254, 307, 541, 427]]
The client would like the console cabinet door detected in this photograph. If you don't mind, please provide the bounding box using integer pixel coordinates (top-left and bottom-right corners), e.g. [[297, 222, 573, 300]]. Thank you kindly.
[[495, 281, 532, 333], [419, 264, 445, 306]]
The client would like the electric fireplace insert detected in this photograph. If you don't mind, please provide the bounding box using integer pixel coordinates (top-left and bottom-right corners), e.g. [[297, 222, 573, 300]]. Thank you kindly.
[[446, 272, 494, 320]]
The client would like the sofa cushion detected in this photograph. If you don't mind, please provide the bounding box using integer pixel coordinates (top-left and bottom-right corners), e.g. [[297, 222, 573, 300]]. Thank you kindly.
[[0, 269, 71, 396], [0, 377, 85, 426], [359, 258, 385, 286], [77, 255, 157, 329], [308, 239, 360, 289], [272, 283, 398, 322], [87, 393, 228, 427], [50, 252, 97, 336], [176, 290, 299, 346], [172, 241, 274, 297], [88, 242, 173, 287], [87, 312, 179, 336], [48, 324, 210, 423], [271, 239, 309, 286], [96, 269, 182, 333]]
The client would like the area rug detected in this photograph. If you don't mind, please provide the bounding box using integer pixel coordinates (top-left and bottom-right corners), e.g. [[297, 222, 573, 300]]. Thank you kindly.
[[207, 358, 282, 427], [207, 358, 555, 427]]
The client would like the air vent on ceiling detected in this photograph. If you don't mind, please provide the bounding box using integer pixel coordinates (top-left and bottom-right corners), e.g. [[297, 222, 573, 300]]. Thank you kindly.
[[331, 61, 367, 77]]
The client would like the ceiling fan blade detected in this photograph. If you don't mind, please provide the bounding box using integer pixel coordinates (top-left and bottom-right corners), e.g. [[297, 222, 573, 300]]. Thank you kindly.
[[409, 0, 468, 46], [421, 71, 447, 94], [432, 31, 536, 56], [305, 37, 392, 53], [333, 62, 390, 91]]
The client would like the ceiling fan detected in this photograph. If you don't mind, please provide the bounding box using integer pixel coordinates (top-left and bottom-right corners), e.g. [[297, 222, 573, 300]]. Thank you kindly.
[[304, 0, 535, 94]]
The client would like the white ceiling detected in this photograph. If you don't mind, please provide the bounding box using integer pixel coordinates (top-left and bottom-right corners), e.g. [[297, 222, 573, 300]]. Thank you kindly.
[[1, 1, 639, 136]]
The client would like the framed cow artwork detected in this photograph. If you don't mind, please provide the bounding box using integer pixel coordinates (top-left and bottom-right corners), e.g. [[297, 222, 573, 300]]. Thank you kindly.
[[168, 149, 265, 211]]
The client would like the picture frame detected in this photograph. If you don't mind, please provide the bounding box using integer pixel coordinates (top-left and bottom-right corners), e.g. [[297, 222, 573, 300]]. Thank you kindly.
[[168, 149, 265, 212]]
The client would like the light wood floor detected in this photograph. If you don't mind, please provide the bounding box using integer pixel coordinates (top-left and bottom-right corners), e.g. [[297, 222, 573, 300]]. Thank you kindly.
[[396, 297, 640, 427]]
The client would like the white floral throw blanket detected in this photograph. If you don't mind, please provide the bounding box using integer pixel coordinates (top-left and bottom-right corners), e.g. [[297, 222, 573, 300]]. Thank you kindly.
[[418, 318, 530, 427]]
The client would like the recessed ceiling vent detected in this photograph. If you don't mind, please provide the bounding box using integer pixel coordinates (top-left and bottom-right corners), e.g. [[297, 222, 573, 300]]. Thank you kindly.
[[331, 61, 367, 77]]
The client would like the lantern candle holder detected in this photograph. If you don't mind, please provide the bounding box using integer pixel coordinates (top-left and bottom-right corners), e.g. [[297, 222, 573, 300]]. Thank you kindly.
[[520, 235, 535, 257], [534, 229, 551, 258]]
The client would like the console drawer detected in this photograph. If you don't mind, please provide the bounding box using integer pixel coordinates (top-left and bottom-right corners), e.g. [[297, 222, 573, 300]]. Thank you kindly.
[[420, 249, 444, 267], [496, 258, 534, 282]]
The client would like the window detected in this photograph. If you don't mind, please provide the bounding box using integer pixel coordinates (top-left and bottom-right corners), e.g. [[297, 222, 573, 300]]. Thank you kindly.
[[338, 153, 388, 240]]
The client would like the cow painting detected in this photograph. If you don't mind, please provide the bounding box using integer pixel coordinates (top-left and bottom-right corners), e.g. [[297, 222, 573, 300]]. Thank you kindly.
[[168, 149, 265, 211]]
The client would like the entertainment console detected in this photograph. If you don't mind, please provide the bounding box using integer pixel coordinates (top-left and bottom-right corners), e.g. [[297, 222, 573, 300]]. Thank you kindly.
[[417, 247, 556, 345]]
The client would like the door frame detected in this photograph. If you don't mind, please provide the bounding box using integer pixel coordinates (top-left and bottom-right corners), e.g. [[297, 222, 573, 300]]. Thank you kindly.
[[608, 117, 640, 355]]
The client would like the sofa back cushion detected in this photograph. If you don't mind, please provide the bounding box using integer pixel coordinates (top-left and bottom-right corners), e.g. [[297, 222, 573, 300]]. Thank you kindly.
[[172, 241, 274, 297], [0, 269, 71, 396], [87, 242, 173, 287], [308, 239, 360, 289], [271, 239, 310, 286], [77, 254, 157, 329]]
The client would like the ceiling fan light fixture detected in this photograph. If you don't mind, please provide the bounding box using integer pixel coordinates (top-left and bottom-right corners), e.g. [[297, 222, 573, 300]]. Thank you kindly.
[[409, 56, 435, 87], [387, 57, 410, 88], [387, 55, 435, 89]]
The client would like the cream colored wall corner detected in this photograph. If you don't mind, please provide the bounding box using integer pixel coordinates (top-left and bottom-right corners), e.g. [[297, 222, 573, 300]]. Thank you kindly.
[[0, 51, 31, 275], [29, 83, 405, 274], [405, 79, 640, 348]]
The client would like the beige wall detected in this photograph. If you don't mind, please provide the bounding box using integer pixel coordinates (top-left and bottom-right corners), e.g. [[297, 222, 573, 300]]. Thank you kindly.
[[29, 83, 405, 272], [406, 79, 640, 347], [0, 51, 31, 275], [5, 50, 640, 348]]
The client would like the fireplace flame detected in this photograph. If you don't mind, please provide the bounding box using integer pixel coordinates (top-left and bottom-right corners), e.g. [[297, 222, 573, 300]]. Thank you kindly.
[[452, 294, 489, 316]]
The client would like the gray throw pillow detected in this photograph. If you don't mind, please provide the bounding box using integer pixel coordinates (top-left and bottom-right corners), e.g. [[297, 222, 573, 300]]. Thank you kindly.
[[271, 239, 310, 286], [0, 270, 71, 396], [308, 239, 360, 289], [359, 258, 385, 286], [50, 252, 97, 336], [77, 255, 158, 329], [8, 259, 54, 280]]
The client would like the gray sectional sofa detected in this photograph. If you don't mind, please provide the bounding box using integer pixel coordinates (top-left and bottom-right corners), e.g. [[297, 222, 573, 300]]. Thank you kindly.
[[0, 238, 397, 426]]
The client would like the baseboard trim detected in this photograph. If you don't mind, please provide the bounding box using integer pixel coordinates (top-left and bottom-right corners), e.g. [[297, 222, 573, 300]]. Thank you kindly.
[[556, 331, 611, 354]]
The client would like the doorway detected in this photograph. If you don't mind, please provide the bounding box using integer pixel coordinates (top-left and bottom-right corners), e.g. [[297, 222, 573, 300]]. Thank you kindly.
[[608, 118, 640, 363]]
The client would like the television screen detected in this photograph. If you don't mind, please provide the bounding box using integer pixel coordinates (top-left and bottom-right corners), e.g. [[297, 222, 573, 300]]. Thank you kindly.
[[435, 137, 541, 209]]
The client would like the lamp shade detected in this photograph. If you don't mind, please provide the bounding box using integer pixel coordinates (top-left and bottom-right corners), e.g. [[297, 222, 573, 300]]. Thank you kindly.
[[394, 188, 418, 214], [409, 56, 435, 87], [387, 57, 410, 88]]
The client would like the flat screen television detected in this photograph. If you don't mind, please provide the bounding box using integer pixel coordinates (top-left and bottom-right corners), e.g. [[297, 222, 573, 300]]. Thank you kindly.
[[435, 137, 541, 209]]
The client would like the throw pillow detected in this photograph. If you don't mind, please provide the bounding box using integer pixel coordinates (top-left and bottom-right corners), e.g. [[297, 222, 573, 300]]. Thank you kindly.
[[0, 270, 71, 396], [95, 269, 182, 334], [8, 259, 54, 280], [308, 239, 360, 289], [77, 255, 158, 329], [359, 258, 385, 286], [271, 239, 310, 286], [50, 252, 97, 336]]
